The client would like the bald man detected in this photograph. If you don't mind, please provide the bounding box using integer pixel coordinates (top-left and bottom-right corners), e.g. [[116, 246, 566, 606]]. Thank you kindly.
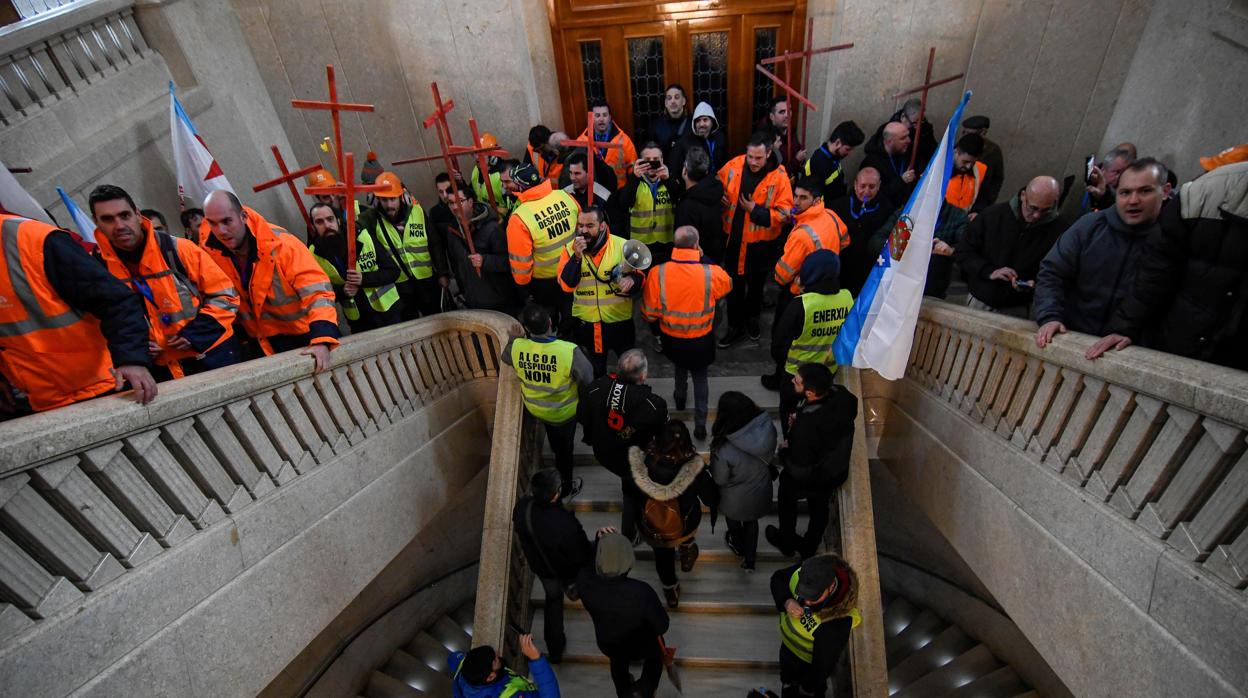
[[860, 121, 917, 207], [828, 167, 895, 296], [954, 175, 1065, 317]]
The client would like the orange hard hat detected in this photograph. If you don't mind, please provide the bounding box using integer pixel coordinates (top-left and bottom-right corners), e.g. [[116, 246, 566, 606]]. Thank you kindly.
[[1200, 144, 1248, 172], [307, 168, 336, 187], [480, 132, 499, 149], [373, 171, 404, 198]]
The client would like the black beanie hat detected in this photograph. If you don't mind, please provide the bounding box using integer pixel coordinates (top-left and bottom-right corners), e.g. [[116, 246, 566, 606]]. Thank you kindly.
[[460, 646, 496, 685]]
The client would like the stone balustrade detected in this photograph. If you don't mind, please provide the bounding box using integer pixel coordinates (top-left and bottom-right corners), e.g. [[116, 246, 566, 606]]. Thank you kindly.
[[0, 311, 513, 646], [904, 301, 1248, 593], [0, 0, 146, 127]]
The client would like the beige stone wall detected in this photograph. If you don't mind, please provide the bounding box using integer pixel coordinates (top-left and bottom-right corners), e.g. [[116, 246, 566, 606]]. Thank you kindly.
[[229, 0, 562, 206], [804, 0, 1152, 201]]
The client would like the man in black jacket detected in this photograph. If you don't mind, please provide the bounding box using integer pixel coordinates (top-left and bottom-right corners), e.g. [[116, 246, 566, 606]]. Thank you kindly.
[[1091, 160, 1248, 367], [1035, 159, 1170, 349], [766, 363, 857, 560], [512, 468, 598, 664], [578, 348, 668, 539], [670, 101, 727, 183], [828, 168, 894, 296], [443, 183, 519, 314], [860, 122, 918, 209], [863, 99, 936, 177], [802, 120, 865, 203], [577, 532, 670, 697], [954, 175, 1064, 318], [673, 145, 724, 263]]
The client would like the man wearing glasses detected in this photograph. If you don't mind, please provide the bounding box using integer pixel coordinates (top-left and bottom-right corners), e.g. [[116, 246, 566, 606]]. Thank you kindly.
[[954, 175, 1065, 318]]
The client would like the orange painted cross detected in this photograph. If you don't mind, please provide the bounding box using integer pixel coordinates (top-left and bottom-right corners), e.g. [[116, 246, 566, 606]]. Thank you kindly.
[[252, 145, 320, 233], [892, 47, 965, 172], [303, 152, 392, 270], [560, 111, 626, 209]]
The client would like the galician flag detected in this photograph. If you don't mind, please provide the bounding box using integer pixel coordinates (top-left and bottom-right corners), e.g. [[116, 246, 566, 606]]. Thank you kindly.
[[833, 91, 972, 380], [170, 81, 233, 207], [56, 187, 97, 244], [0, 159, 51, 223]]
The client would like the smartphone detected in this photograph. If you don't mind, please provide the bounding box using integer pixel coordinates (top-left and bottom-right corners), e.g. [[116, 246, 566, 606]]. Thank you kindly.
[[508, 621, 528, 636], [1016, 280, 1035, 289], [1084, 154, 1097, 185]]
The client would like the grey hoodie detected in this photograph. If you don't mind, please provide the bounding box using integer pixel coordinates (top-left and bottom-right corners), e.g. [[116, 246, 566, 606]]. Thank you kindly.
[[710, 411, 777, 521]]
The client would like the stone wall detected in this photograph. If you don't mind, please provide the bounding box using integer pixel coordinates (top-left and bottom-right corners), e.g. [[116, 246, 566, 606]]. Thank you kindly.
[[228, 0, 562, 206]]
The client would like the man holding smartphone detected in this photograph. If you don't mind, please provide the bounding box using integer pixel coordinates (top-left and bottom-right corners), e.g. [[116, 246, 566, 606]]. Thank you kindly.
[[616, 141, 683, 265]]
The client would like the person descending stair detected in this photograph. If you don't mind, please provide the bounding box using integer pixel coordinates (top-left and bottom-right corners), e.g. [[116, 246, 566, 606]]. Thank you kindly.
[[766, 363, 857, 560], [771, 553, 862, 698], [576, 532, 670, 698], [630, 419, 719, 608], [709, 391, 778, 571], [447, 633, 560, 698]]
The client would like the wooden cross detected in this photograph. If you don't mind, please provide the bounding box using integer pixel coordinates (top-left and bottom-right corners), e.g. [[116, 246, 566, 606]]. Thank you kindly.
[[291, 65, 374, 186], [303, 151, 391, 270], [756, 20, 854, 169], [560, 111, 626, 209], [252, 145, 320, 233], [891, 47, 965, 172]]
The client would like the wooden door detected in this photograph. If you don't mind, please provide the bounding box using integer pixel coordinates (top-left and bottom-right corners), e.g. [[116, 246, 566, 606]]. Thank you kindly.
[[549, 0, 807, 155]]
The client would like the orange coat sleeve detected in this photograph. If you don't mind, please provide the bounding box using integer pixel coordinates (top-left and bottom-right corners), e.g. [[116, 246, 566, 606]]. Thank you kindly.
[[641, 267, 663, 322], [829, 209, 851, 251], [711, 264, 733, 301], [774, 233, 810, 288], [179, 239, 239, 350], [506, 215, 535, 285]]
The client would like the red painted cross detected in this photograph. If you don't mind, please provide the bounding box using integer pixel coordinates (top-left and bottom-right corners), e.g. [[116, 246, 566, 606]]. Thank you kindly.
[[560, 111, 626, 209], [291, 65, 374, 185], [252, 145, 321, 233], [304, 151, 392, 270], [892, 47, 965, 171]]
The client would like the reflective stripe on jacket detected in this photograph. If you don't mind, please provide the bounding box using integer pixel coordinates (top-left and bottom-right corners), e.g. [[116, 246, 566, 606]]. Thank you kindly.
[[718, 155, 794, 274], [629, 179, 675, 245], [641, 247, 732, 338], [310, 229, 400, 320], [374, 204, 432, 282], [774, 202, 848, 294], [946, 161, 988, 210], [0, 215, 115, 410], [779, 567, 862, 664], [578, 125, 638, 189], [559, 234, 633, 324], [511, 336, 579, 423], [785, 290, 854, 375], [507, 180, 580, 283], [202, 207, 340, 351], [96, 217, 238, 373]]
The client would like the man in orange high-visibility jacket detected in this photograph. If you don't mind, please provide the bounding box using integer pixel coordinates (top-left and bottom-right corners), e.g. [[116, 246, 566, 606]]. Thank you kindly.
[[507, 162, 581, 332], [945, 133, 989, 215], [200, 191, 339, 373], [90, 185, 241, 382], [717, 131, 794, 348], [0, 213, 156, 413], [579, 99, 638, 190], [641, 225, 732, 438]]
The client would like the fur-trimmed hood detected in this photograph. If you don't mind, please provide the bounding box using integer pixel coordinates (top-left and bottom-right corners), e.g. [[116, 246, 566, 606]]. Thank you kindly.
[[629, 446, 704, 501]]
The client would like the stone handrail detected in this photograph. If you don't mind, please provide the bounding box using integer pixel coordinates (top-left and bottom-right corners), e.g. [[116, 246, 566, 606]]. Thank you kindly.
[[907, 300, 1248, 592], [0, 311, 515, 639], [0, 0, 146, 127]]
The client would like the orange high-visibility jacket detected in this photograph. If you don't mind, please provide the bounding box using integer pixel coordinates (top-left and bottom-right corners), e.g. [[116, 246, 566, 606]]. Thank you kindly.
[[578, 125, 638, 189], [946, 161, 988, 210], [718, 155, 794, 275], [506, 180, 582, 285], [774, 201, 849, 294], [96, 217, 239, 376], [0, 215, 116, 410], [641, 246, 733, 339], [527, 143, 549, 181], [201, 207, 339, 352]]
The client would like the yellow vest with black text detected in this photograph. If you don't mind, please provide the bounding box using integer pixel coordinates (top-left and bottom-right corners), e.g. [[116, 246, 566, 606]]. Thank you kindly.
[[375, 205, 432, 282], [779, 568, 862, 664], [786, 290, 854, 375], [566, 234, 633, 324], [309, 232, 400, 321], [511, 337, 578, 423], [514, 188, 579, 279], [629, 180, 675, 246]]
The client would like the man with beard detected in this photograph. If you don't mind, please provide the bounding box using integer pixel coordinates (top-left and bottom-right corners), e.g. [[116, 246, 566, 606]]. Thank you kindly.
[[561, 151, 622, 233], [802, 121, 865, 203], [864, 97, 937, 176], [579, 99, 638, 189], [306, 202, 401, 332], [647, 84, 690, 158], [758, 97, 805, 174], [944, 133, 989, 216], [443, 182, 519, 315], [361, 171, 449, 320], [717, 131, 794, 347], [617, 141, 682, 265], [670, 101, 727, 182], [829, 168, 893, 295]]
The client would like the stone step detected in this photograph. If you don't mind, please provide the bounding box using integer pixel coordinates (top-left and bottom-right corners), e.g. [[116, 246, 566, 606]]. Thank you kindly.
[[945, 665, 1030, 698], [574, 510, 822, 564], [363, 670, 422, 698], [383, 649, 454, 695], [887, 625, 975, 691], [404, 630, 453, 673], [533, 605, 781, 670], [449, 601, 475, 638], [892, 644, 1003, 698], [885, 608, 947, 667], [882, 595, 920, 639], [427, 615, 472, 655], [546, 661, 783, 697]]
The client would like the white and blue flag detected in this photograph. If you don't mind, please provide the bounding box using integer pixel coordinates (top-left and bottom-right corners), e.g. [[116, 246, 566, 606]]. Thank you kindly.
[[56, 186, 97, 244], [170, 82, 233, 207], [833, 91, 972, 380]]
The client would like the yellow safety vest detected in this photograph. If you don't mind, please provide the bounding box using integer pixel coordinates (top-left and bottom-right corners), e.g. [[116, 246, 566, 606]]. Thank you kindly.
[[309, 232, 400, 321], [629, 180, 675, 246], [785, 290, 854, 375], [375, 205, 432, 282], [453, 656, 537, 697], [779, 568, 862, 664], [511, 337, 579, 423], [567, 234, 633, 324], [513, 188, 579, 279], [472, 165, 518, 217]]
